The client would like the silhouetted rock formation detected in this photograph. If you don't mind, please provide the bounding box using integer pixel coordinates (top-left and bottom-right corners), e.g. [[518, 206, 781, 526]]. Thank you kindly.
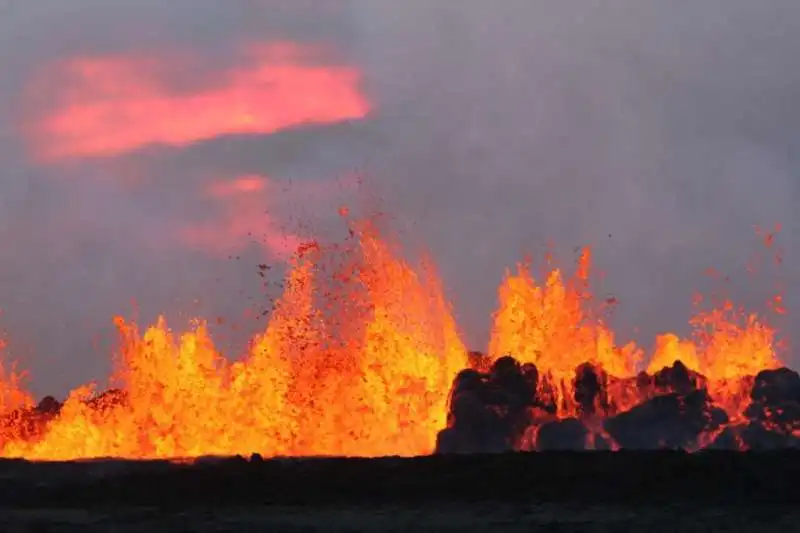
[[1, 389, 127, 444], [604, 389, 727, 450], [574, 363, 609, 416], [436, 355, 800, 454], [537, 418, 588, 451]]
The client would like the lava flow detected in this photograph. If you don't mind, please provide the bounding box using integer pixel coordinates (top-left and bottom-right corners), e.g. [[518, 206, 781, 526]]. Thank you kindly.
[[0, 223, 797, 460]]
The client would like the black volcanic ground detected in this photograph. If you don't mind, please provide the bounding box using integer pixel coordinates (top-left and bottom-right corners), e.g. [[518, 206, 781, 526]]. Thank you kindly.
[[3, 357, 800, 530], [0, 452, 799, 531]]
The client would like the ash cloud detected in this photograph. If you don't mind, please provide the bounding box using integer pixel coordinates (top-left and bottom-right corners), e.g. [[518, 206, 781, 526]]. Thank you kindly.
[[352, 1, 800, 354], [0, 1, 799, 397]]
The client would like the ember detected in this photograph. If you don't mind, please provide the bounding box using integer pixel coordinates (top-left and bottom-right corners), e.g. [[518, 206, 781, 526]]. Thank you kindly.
[[0, 223, 796, 460]]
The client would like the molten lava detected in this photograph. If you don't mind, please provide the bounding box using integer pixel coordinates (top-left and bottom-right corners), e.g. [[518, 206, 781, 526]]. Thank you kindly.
[[0, 225, 791, 459], [0, 226, 466, 459], [489, 249, 642, 417]]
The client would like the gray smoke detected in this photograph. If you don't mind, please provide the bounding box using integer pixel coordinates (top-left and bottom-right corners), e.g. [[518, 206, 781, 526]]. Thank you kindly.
[[352, 0, 800, 352], [0, 1, 798, 397]]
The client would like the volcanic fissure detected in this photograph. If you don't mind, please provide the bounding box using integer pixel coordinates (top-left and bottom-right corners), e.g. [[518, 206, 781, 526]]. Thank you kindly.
[[1, 221, 797, 460]]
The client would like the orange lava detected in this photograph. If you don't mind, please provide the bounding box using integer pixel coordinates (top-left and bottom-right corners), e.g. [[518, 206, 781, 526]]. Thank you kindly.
[[0, 227, 785, 460], [0, 225, 466, 459], [0, 345, 31, 415], [489, 249, 642, 416], [487, 249, 780, 421], [28, 42, 370, 159]]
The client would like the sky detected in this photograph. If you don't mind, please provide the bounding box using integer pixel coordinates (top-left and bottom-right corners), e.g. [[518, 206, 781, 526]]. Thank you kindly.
[[1, 1, 799, 397]]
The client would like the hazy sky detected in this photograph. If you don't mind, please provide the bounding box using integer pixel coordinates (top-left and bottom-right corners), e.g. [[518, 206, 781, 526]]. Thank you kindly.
[[1, 1, 799, 397]]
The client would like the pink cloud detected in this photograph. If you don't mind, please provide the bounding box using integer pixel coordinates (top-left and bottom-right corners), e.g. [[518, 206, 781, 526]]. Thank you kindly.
[[27, 42, 371, 159]]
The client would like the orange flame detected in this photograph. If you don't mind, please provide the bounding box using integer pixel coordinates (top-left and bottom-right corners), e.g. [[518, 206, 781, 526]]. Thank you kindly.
[[0, 344, 32, 415], [0, 225, 466, 459], [0, 227, 787, 459], [489, 249, 642, 416]]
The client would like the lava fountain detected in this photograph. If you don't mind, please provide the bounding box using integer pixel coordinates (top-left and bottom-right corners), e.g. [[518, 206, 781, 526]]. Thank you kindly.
[[0, 224, 466, 460], [0, 222, 796, 460]]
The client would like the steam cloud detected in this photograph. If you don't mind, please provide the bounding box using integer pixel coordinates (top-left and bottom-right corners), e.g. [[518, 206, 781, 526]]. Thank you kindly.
[[0, 0, 799, 398]]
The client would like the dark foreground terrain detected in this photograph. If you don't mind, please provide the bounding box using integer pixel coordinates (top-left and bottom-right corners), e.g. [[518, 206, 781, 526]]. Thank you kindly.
[[0, 452, 798, 531]]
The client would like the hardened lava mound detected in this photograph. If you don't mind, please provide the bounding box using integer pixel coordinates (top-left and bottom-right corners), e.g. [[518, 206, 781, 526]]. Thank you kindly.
[[436, 356, 800, 453]]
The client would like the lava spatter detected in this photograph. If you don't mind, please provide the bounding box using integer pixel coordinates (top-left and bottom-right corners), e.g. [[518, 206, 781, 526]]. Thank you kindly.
[[0, 224, 795, 459]]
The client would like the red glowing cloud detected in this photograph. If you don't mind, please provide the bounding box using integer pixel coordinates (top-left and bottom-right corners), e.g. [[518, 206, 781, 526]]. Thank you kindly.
[[28, 42, 371, 159]]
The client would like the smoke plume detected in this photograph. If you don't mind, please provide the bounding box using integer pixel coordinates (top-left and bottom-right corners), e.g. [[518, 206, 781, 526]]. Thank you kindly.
[[0, 0, 799, 398]]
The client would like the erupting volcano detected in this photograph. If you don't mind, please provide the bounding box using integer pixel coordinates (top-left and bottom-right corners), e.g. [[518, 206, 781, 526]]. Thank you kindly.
[[0, 221, 797, 460]]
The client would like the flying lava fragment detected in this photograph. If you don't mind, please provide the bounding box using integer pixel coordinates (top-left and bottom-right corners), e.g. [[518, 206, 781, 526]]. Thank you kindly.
[[0, 221, 792, 460]]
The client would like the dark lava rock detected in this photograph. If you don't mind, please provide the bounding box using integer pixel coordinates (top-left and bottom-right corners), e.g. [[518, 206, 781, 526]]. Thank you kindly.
[[436, 356, 800, 454], [536, 418, 590, 451], [435, 427, 470, 454], [449, 368, 486, 403], [1, 395, 65, 442], [452, 368, 484, 391], [706, 426, 744, 450], [435, 425, 510, 454], [521, 363, 539, 391], [436, 388, 513, 454], [86, 388, 128, 412], [745, 368, 800, 436], [712, 422, 800, 450], [450, 391, 493, 430], [635, 370, 651, 390], [487, 356, 536, 412], [743, 422, 800, 450], [438, 356, 544, 454], [573, 363, 608, 416], [746, 400, 800, 428], [751, 367, 800, 405], [652, 360, 699, 394], [36, 396, 62, 416], [604, 389, 728, 450]]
